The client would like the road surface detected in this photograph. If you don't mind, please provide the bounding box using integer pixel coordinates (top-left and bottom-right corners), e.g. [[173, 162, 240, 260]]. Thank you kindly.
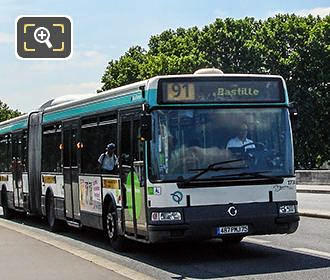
[[0, 190, 329, 280]]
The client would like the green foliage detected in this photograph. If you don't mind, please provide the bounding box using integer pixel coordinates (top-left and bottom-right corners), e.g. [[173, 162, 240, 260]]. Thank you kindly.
[[100, 14, 329, 168], [0, 100, 21, 123], [101, 46, 147, 89]]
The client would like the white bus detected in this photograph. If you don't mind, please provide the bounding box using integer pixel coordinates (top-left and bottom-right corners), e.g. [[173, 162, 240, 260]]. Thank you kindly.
[[0, 69, 299, 250]]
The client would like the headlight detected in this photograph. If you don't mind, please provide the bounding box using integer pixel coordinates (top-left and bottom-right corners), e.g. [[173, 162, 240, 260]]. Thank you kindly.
[[151, 211, 182, 222], [279, 205, 296, 214]]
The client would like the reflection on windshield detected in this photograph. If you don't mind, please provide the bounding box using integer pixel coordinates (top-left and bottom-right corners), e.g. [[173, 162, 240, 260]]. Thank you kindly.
[[150, 108, 293, 181]]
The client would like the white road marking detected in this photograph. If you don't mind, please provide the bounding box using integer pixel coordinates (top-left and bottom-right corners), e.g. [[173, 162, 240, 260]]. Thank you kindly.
[[0, 218, 156, 280], [294, 247, 330, 259], [246, 237, 330, 259], [244, 237, 271, 244]]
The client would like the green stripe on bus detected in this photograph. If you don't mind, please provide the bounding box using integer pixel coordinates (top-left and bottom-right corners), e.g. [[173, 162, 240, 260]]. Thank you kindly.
[[126, 171, 142, 219], [0, 119, 28, 134], [43, 92, 143, 123]]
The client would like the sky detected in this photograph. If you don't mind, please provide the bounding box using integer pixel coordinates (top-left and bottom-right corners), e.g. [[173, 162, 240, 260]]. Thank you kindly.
[[0, 0, 329, 113]]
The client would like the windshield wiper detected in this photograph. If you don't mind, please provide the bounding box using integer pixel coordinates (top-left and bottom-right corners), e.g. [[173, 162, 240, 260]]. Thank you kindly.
[[212, 171, 282, 182], [179, 159, 246, 184]]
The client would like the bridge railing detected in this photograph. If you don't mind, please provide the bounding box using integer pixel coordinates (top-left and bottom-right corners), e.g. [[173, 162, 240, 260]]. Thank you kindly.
[[296, 170, 330, 185]]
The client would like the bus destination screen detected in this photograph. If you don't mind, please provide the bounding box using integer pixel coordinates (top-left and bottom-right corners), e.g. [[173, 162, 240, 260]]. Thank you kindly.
[[159, 77, 285, 104]]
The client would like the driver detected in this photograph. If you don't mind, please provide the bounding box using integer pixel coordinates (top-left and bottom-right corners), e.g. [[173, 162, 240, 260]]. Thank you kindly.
[[226, 122, 255, 151]]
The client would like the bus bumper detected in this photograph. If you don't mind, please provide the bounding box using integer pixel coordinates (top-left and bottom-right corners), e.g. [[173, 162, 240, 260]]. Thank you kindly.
[[147, 201, 299, 243]]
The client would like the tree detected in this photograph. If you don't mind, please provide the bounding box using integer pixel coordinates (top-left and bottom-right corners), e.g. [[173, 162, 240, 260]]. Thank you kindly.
[[101, 46, 147, 91], [0, 100, 21, 123], [249, 15, 329, 168], [100, 15, 329, 168]]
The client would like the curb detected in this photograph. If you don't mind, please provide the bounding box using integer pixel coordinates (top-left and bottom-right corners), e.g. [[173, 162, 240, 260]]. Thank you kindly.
[[297, 189, 330, 194], [0, 218, 157, 280], [299, 212, 330, 220]]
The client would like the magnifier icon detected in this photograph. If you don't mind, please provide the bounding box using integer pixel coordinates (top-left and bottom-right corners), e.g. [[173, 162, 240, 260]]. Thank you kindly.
[[34, 27, 53, 48]]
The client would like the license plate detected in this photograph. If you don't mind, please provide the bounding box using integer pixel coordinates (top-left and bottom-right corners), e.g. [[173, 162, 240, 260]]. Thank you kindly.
[[216, 225, 249, 235]]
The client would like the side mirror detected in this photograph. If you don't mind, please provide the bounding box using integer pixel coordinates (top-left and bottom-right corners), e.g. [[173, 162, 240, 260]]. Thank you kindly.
[[289, 106, 298, 132], [141, 114, 152, 141]]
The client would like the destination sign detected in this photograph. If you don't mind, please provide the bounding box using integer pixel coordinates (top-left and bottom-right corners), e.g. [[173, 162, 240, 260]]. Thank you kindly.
[[159, 77, 285, 104]]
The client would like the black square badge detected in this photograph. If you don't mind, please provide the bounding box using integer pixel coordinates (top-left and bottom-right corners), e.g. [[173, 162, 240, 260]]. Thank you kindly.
[[16, 16, 72, 60]]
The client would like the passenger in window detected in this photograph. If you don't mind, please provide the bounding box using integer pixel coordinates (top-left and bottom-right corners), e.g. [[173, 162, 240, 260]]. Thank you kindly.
[[226, 122, 255, 151], [98, 143, 119, 174]]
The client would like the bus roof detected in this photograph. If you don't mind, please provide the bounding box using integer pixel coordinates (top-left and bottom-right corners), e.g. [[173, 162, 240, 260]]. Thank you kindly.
[[0, 71, 288, 132], [41, 72, 286, 114]]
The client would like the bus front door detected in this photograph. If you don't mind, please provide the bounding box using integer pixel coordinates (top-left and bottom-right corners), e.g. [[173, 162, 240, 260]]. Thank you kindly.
[[120, 112, 147, 239], [63, 122, 80, 221], [12, 134, 24, 208]]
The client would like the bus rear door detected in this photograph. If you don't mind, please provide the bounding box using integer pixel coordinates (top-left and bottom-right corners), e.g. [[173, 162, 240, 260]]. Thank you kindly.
[[12, 133, 24, 208], [63, 121, 80, 222]]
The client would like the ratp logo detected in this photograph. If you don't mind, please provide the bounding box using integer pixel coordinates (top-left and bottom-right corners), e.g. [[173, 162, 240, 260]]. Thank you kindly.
[[16, 15, 72, 60], [171, 191, 183, 204]]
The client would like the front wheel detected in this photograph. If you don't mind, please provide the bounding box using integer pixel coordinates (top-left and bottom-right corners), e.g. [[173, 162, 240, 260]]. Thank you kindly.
[[104, 205, 127, 251]]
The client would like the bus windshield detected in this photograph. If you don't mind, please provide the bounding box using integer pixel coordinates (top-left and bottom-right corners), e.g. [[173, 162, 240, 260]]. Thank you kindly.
[[149, 108, 294, 182]]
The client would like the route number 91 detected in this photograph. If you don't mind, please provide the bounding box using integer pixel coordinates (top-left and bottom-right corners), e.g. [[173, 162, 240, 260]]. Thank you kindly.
[[166, 82, 195, 101]]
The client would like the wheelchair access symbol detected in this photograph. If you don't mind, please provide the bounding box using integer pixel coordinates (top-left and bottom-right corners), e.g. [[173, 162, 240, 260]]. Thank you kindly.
[[16, 15, 72, 60]]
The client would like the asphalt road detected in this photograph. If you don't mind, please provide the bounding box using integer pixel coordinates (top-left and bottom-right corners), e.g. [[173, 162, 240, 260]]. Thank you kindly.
[[0, 210, 329, 280]]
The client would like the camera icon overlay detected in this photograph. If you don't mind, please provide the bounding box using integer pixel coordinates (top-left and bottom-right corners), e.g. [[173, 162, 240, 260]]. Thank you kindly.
[[16, 16, 72, 60]]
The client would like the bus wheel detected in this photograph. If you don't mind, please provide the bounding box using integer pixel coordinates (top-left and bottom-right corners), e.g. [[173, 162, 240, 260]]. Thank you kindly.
[[46, 192, 63, 232], [222, 236, 244, 244], [1, 190, 14, 219], [105, 205, 126, 251]]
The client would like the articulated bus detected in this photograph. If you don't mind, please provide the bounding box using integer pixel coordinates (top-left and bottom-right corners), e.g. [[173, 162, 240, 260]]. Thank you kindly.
[[0, 68, 299, 250]]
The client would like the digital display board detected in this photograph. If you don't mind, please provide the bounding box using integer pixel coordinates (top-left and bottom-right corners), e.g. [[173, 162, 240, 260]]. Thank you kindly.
[[159, 77, 285, 104]]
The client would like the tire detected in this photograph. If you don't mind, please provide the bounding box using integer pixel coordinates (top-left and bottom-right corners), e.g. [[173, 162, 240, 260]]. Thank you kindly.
[[104, 204, 127, 251], [222, 236, 244, 244], [46, 192, 63, 232], [1, 190, 14, 219]]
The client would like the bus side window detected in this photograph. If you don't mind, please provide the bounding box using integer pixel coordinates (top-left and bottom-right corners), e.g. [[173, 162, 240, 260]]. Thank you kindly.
[[81, 123, 99, 173], [120, 121, 131, 166], [133, 119, 143, 162], [81, 115, 118, 174], [22, 130, 28, 172], [0, 136, 7, 172], [42, 125, 61, 172], [98, 121, 118, 174]]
